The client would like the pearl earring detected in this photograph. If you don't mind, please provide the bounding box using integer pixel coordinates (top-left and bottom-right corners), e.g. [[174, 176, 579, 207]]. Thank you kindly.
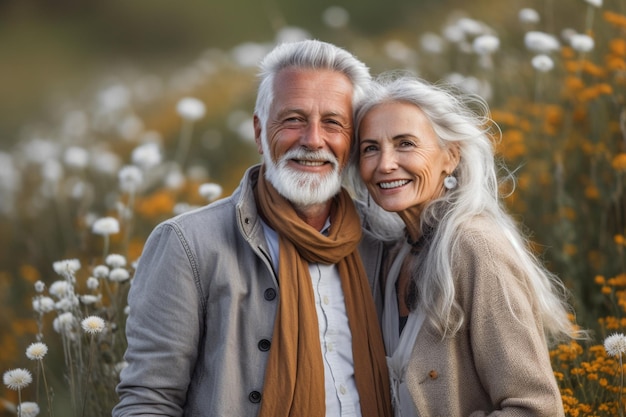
[[444, 175, 458, 190]]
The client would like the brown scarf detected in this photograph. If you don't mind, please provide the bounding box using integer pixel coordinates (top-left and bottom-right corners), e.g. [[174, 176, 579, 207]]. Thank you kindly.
[[255, 166, 392, 417]]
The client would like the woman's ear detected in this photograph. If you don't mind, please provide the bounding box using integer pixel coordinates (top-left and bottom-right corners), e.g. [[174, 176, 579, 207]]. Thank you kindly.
[[444, 142, 461, 174]]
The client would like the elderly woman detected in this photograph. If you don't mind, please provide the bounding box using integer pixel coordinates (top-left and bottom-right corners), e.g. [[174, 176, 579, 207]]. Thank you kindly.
[[346, 75, 583, 417]]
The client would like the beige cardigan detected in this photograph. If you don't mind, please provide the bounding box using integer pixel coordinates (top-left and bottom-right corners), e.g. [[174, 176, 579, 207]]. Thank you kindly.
[[403, 218, 564, 417]]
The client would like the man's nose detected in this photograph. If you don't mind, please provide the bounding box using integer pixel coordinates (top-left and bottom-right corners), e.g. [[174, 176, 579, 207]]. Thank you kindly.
[[300, 122, 324, 149]]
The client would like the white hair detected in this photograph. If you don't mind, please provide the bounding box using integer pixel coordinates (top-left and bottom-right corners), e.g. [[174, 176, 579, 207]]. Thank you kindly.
[[346, 73, 583, 344], [254, 39, 371, 129]]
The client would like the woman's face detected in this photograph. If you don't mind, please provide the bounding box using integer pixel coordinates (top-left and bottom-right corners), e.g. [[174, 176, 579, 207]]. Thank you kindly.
[[358, 101, 458, 215]]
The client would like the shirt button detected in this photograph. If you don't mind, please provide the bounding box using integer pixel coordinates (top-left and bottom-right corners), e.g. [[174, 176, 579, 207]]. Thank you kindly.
[[323, 295, 329, 305], [327, 343, 334, 352], [264, 288, 276, 301], [258, 339, 271, 352], [339, 385, 347, 395], [428, 370, 438, 379], [249, 391, 262, 403]]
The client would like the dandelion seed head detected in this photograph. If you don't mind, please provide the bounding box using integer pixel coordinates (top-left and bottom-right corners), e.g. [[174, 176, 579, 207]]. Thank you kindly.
[[457, 17, 485, 36], [604, 333, 626, 357], [81, 316, 106, 334], [49, 280, 71, 299], [570, 33, 595, 53], [519, 8, 540, 24], [90, 150, 122, 176], [118, 165, 143, 193], [53, 259, 81, 277], [584, 0, 602, 7], [33, 296, 55, 313], [115, 361, 129, 375], [231, 42, 269, 68], [92, 216, 120, 236], [524, 31, 560, 53], [275, 26, 310, 44], [17, 402, 40, 417], [34, 280, 45, 293], [64, 146, 90, 170], [93, 265, 110, 279], [531, 54, 555, 72], [420, 32, 446, 54], [117, 114, 144, 141], [80, 294, 101, 305], [106, 254, 127, 268], [131, 142, 162, 169], [26, 342, 48, 360], [109, 268, 130, 282], [53, 312, 76, 333], [198, 183, 223, 202], [176, 97, 206, 121], [86, 276, 99, 290], [473, 34, 500, 55], [55, 295, 79, 312], [124, 305, 131, 315], [41, 160, 64, 184], [3, 368, 32, 390]]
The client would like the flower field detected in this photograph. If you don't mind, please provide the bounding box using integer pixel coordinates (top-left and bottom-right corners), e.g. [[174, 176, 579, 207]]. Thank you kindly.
[[1, 0, 625, 415]]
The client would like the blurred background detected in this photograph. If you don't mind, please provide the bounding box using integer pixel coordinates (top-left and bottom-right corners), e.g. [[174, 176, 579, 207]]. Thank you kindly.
[[2, 0, 626, 415]]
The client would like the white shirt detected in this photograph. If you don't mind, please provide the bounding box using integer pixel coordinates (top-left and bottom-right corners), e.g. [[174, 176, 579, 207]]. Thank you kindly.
[[261, 219, 362, 417]]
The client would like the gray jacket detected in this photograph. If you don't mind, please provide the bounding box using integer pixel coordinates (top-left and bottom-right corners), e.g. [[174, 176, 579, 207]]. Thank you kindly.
[[113, 165, 385, 417]]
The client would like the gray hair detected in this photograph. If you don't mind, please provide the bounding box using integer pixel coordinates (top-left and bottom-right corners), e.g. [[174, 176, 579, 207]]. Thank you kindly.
[[254, 39, 371, 126], [346, 74, 581, 344]]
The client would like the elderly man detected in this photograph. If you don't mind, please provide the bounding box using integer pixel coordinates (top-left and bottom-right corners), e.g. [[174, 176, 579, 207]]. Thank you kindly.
[[113, 39, 392, 417]]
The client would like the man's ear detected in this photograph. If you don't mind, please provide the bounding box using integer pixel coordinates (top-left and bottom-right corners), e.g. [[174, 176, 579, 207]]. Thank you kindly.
[[253, 115, 263, 154]]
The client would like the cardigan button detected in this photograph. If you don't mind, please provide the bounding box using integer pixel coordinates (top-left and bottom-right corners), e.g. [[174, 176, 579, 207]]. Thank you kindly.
[[428, 370, 438, 379], [249, 390, 262, 403], [264, 288, 277, 301], [258, 339, 271, 352]]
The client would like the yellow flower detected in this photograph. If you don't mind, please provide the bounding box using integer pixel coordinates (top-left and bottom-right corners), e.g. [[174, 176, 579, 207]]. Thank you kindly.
[[595, 275, 606, 285]]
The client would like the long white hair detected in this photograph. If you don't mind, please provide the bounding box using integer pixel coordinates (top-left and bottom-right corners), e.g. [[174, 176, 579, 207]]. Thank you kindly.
[[345, 73, 582, 344]]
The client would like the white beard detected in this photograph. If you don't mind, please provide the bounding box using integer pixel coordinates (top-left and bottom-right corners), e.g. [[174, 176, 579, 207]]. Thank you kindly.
[[262, 141, 342, 207]]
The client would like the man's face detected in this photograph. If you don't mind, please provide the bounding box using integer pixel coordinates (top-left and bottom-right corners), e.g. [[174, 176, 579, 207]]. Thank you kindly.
[[254, 68, 354, 207]]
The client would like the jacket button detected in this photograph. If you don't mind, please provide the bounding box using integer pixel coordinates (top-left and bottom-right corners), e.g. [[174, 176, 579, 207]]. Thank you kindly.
[[249, 390, 262, 403], [428, 370, 438, 379], [264, 288, 277, 301], [258, 339, 271, 351]]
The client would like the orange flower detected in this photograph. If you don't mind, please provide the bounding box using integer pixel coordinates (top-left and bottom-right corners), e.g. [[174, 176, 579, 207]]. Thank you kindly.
[[611, 153, 626, 171]]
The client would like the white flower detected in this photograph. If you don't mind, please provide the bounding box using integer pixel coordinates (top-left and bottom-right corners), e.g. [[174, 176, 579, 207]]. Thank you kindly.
[[457, 17, 484, 36], [131, 142, 162, 169], [420, 32, 445, 54], [49, 280, 71, 299], [584, 0, 602, 7], [55, 295, 79, 312], [3, 368, 32, 390], [109, 268, 130, 282], [26, 342, 48, 360], [604, 333, 626, 357], [80, 294, 101, 305], [34, 280, 45, 293], [198, 183, 223, 202], [53, 259, 81, 277], [33, 296, 55, 313], [524, 31, 560, 53], [17, 402, 40, 417], [93, 265, 110, 279], [92, 216, 120, 236], [473, 34, 500, 55], [531, 54, 555, 72], [322, 6, 349, 29], [176, 97, 206, 121], [86, 276, 100, 290], [518, 8, 540, 25], [118, 165, 143, 193], [106, 254, 127, 268], [53, 312, 76, 333], [81, 316, 106, 334], [570, 33, 595, 53], [115, 361, 129, 374], [64, 146, 89, 170]]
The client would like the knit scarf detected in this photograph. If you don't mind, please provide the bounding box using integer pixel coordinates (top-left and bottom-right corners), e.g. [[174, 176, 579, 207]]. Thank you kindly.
[[255, 166, 392, 417]]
